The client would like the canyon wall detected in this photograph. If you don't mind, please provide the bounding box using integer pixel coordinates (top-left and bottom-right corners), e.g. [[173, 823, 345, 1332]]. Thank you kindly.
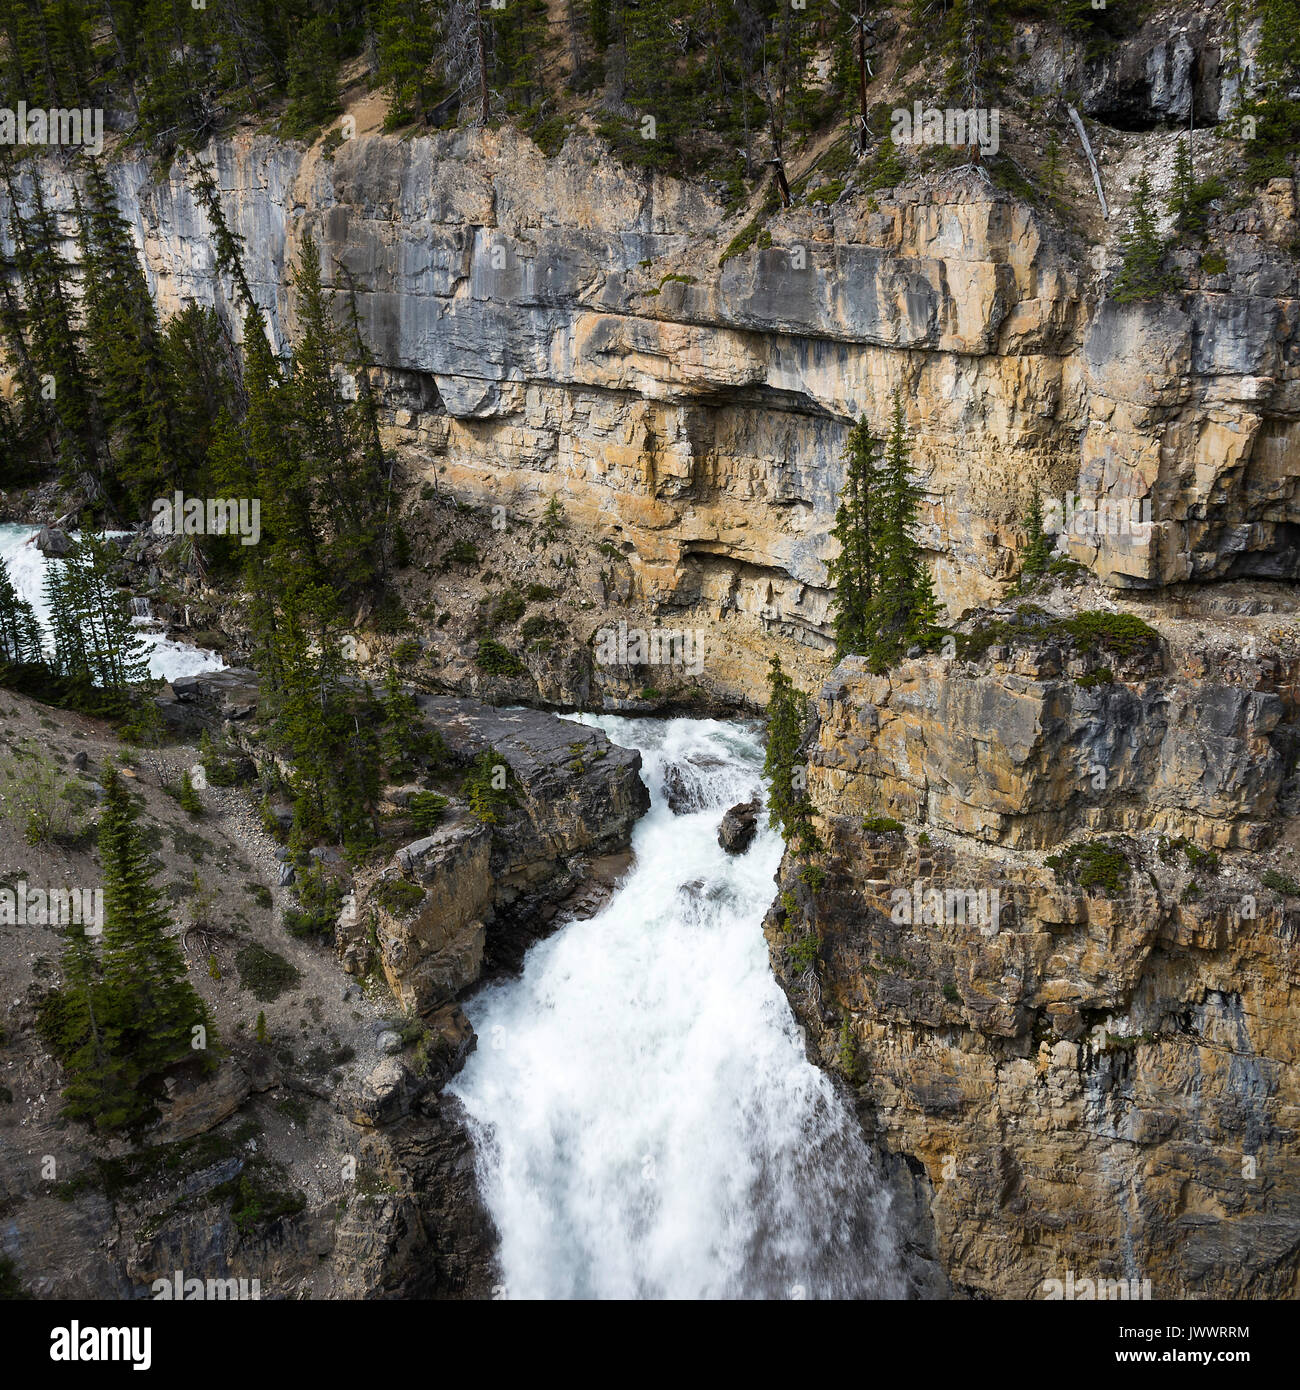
[[16, 61, 1293, 704]]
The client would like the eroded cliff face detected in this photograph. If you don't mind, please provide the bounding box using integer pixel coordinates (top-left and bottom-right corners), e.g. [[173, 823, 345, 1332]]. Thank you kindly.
[[768, 588, 1300, 1298], [19, 95, 1294, 704]]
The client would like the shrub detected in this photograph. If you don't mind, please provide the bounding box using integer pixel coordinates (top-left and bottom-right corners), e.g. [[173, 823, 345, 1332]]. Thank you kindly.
[[1183, 843, 1219, 874], [461, 751, 518, 824], [862, 815, 904, 834], [282, 863, 344, 939], [199, 729, 241, 787], [786, 933, 819, 972], [475, 639, 527, 677], [1262, 870, 1300, 897], [1045, 841, 1131, 896], [521, 615, 565, 646], [806, 179, 845, 204], [489, 587, 527, 627], [374, 878, 426, 917], [1064, 611, 1160, 658], [446, 539, 479, 566], [409, 791, 449, 832], [235, 943, 301, 1002], [720, 219, 773, 266]]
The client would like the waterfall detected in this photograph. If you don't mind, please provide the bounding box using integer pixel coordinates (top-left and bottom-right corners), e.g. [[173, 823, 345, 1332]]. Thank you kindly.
[[0, 524, 225, 682], [449, 714, 906, 1300]]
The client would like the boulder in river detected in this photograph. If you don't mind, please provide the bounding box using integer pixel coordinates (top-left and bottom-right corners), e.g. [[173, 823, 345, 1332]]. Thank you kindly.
[[35, 525, 72, 557], [718, 799, 760, 854]]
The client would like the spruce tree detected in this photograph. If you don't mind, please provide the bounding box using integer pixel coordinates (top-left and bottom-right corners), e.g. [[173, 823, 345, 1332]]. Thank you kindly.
[[867, 392, 941, 669], [36, 915, 119, 1128], [0, 552, 44, 665], [78, 163, 180, 510], [44, 535, 151, 695], [40, 768, 217, 1131], [1112, 174, 1173, 303], [827, 413, 881, 661], [1021, 490, 1054, 578], [764, 655, 805, 839], [95, 765, 217, 1127]]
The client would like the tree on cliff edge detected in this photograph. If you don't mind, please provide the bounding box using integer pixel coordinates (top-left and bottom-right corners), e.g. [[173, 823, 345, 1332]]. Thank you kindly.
[[828, 413, 882, 661]]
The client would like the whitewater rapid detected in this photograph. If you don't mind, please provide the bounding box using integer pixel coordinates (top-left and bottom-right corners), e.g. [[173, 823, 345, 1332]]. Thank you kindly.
[[0, 524, 224, 682], [449, 714, 904, 1300]]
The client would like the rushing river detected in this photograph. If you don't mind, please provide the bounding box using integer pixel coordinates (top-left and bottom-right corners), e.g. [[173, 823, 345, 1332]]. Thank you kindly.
[[0, 524, 224, 683], [449, 714, 904, 1300]]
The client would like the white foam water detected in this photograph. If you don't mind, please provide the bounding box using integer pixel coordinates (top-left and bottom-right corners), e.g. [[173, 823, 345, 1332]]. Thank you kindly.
[[449, 714, 904, 1300], [0, 524, 224, 682]]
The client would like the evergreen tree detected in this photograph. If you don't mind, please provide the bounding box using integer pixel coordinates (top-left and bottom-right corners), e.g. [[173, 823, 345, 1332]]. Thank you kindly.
[[40, 767, 217, 1131], [36, 913, 118, 1127], [95, 765, 216, 1127], [284, 14, 341, 135], [77, 163, 180, 510], [764, 654, 804, 839], [827, 413, 882, 661], [1112, 174, 1173, 303], [867, 392, 941, 669], [43, 534, 151, 696], [1020, 489, 1054, 578], [1, 166, 102, 483], [764, 654, 821, 860]]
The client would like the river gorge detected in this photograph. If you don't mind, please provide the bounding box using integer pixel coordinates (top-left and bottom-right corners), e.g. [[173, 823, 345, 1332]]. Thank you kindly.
[[0, 0, 1296, 1313]]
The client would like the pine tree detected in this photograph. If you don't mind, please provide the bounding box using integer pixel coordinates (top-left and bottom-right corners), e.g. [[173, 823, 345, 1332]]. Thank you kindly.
[[1112, 174, 1173, 303], [95, 765, 217, 1127], [827, 413, 882, 661], [867, 392, 941, 669], [1021, 490, 1054, 578]]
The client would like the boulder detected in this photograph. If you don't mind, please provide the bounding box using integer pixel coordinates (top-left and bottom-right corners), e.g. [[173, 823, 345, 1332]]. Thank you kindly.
[[35, 525, 72, 557], [153, 1059, 251, 1144], [350, 1057, 421, 1128], [718, 799, 760, 854]]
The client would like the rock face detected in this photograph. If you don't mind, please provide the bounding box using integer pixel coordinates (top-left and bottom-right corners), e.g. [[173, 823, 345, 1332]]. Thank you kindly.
[[12, 94, 1293, 702], [770, 615, 1300, 1299], [812, 640, 1286, 852], [339, 699, 649, 1016]]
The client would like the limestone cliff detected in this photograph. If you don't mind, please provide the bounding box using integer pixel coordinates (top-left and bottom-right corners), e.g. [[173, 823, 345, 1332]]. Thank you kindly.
[[768, 583, 1300, 1298], [14, 12, 1294, 704]]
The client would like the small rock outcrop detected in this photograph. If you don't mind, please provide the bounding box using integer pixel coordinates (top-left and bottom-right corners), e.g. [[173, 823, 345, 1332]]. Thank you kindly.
[[341, 699, 649, 1017]]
